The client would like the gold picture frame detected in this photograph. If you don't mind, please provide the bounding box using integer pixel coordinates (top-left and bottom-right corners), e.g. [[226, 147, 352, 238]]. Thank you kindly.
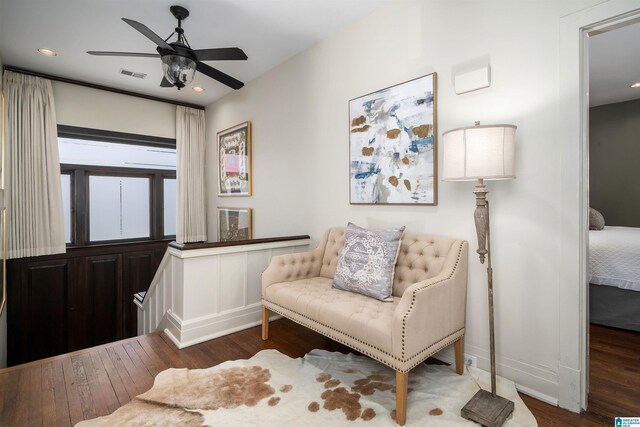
[[217, 121, 252, 196], [217, 207, 253, 242]]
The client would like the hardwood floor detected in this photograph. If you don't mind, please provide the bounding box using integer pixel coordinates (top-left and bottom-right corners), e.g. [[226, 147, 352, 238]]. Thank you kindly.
[[0, 320, 637, 426], [588, 324, 640, 419]]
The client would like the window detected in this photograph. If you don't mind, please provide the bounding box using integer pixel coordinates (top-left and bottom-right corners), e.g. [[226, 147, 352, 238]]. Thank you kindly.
[[58, 126, 177, 246], [163, 178, 177, 237], [89, 176, 151, 241], [60, 173, 72, 244], [58, 138, 176, 170]]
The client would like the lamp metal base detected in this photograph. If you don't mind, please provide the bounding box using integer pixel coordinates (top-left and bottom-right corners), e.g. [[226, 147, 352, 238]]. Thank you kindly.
[[461, 389, 514, 427]]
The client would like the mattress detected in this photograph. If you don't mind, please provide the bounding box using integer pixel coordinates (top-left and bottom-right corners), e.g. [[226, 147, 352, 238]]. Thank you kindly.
[[589, 226, 640, 292]]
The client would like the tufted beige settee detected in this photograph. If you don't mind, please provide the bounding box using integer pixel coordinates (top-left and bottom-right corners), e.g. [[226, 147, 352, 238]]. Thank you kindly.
[[261, 227, 468, 425]]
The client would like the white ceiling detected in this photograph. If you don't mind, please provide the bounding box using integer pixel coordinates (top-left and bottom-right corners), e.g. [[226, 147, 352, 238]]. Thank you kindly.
[[589, 21, 640, 107], [0, 0, 391, 107]]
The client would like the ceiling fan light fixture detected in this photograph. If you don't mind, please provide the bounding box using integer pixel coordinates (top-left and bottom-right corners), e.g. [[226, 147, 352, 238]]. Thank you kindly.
[[161, 53, 196, 89], [88, 6, 246, 90]]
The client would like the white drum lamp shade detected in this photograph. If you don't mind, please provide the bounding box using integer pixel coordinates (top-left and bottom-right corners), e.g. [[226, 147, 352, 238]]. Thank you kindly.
[[442, 124, 516, 181]]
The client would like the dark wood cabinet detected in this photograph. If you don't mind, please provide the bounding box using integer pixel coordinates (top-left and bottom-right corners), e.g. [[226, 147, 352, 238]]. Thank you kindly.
[[12, 259, 71, 363], [7, 240, 168, 366]]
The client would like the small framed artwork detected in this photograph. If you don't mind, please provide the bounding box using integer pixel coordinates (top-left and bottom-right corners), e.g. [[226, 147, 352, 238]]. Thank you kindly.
[[217, 207, 253, 242], [218, 121, 252, 196], [349, 73, 437, 205]]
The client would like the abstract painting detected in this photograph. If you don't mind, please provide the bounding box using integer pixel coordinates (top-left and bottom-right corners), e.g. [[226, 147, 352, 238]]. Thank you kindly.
[[217, 207, 252, 242], [349, 73, 437, 205], [218, 121, 252, 196]]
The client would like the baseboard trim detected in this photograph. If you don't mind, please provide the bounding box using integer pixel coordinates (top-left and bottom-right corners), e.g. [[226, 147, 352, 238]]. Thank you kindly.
[[163, 307, 283, 349], [516, 383, 558, 406], [558, 363, 581, 412], [440, 343, 560, 406]]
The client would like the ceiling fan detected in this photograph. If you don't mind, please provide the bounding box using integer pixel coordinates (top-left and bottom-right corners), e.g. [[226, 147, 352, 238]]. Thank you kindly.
[[88, 5, 247, 90]]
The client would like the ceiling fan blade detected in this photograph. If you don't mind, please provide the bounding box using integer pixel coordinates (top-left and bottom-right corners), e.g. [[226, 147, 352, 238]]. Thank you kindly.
[[193, 48, 248, 62], [160, 77, 174, 88], [87, 51, 159, 58], [122, 18, 175, 52], [196, 62, 244, 90]]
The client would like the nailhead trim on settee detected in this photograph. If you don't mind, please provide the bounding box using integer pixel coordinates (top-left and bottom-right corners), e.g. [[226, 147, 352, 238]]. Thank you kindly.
[[262, 299, 464, 373], [400, 240, 465, 359]]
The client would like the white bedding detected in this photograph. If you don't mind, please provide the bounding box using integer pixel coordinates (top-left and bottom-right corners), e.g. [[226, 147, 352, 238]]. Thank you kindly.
[[589, 226, 640, 292]]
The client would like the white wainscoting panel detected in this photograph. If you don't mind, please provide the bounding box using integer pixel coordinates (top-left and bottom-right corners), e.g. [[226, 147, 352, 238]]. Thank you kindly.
[[136, 238, 311, 348], [246, 250, 270, 305], [218, 253, 246, 313], [171, 256, 184, 319]]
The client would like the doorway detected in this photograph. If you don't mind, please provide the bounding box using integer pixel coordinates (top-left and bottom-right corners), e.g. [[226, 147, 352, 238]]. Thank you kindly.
[[558, 0, 640, 415], [584, 18, 640, 419]]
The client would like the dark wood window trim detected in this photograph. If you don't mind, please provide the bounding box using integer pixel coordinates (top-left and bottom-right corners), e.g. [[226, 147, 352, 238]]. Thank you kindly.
[[58, 125, 176, 149], [59, 126, 177, 248], [5, 65, 205, 111]]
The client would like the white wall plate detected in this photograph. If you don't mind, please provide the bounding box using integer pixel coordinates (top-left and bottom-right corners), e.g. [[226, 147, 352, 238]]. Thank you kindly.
[[454, 65, 491, 94]]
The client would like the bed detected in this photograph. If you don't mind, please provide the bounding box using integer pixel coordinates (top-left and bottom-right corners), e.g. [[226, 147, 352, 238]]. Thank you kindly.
[[589, 226, 640, 331]]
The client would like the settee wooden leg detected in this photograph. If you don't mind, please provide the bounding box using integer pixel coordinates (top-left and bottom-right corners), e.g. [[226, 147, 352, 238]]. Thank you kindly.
[[262, 307, 269, 340], [395, 370, 408, 425], [454, 336, 464, 375]]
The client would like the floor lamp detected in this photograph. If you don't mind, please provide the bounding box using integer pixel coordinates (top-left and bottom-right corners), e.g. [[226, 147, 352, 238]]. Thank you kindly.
[[442, 122, 517, 427]]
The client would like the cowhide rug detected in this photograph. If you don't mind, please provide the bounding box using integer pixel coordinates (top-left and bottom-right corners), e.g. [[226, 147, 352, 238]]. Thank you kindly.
[[77, 349, 537, 426]]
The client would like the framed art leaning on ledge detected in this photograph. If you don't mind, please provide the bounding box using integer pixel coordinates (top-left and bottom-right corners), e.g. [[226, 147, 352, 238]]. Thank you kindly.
[[217, 207, 253, 242], [349, 73, 437, 205], [218, 121, 252, 196]]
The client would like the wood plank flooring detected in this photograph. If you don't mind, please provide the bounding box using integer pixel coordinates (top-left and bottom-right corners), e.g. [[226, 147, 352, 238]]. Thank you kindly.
[[0, 320, 637, 426], [588, 324, 640, 420]]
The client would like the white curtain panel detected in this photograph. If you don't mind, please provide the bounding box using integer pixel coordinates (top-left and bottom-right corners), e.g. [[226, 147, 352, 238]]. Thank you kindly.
[[3, 71, 65, 258], [176, 106, 207, 243]]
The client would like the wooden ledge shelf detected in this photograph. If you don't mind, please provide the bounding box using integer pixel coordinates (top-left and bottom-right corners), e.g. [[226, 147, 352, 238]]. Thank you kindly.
[[169, 235, 310, 251]]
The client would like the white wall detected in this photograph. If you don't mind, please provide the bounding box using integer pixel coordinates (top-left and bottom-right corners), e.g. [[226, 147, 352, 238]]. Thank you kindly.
[[204, 81, 312, 239], [205, 0, 605, 403], [0, 52, 6, 368], [52, 81, 176, 139]]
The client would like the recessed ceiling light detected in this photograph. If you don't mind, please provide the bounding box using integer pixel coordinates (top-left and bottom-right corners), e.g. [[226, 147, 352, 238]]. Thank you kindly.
[[192, 86, 205, 92], [631, 82, 640, 88], [37, 48, 57, 57]]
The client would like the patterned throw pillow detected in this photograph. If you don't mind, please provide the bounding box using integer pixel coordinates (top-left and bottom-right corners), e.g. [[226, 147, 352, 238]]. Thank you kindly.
[[589, 208, 605, 230], [333, 222, 405, 301]]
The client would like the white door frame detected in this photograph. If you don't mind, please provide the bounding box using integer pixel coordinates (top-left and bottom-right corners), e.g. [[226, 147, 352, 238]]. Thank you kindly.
[[558, 0, 640, 412]]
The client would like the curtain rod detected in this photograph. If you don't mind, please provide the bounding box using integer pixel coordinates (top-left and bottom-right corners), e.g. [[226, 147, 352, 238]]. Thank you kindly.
[[3, 65, 206, 111]]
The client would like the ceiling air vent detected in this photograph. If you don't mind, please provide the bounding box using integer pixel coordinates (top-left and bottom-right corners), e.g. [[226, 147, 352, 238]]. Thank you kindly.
[[119, 68, 147, 79]]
